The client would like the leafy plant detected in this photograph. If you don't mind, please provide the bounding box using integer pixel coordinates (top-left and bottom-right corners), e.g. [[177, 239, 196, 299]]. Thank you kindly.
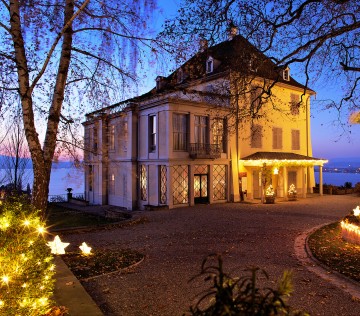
[[186, 254, 308, 316], [344, 182, 352, 189]]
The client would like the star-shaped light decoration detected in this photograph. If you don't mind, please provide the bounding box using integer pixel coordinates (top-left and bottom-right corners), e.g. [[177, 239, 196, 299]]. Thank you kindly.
[[47, 235, 70, 255], [353, 206, 360, 217], [79, 242, 92, 255]]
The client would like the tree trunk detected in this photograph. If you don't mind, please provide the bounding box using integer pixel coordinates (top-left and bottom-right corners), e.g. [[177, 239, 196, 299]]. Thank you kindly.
[[9, 0, 75, 214]]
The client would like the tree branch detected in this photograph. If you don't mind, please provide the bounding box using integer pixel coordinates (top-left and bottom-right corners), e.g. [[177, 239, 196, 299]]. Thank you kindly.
[[72, 47, 136, 80], [30, 0, 90, 94]]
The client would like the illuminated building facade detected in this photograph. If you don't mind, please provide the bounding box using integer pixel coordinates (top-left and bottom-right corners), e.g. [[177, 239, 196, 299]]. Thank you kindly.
[[83, 34, 327, 210]]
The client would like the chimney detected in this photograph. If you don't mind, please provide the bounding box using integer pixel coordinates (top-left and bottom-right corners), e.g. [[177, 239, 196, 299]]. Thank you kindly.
[[199, 38, 208, 52], [227, 21, 238, 40]]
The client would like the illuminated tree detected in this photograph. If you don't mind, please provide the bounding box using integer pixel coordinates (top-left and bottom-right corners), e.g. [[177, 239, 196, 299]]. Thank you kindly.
[[0, 0, 161, 213], [0, 199, 55, 315]]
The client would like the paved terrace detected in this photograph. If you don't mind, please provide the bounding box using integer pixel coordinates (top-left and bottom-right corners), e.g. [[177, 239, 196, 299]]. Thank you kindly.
[[60, 195, 360, 316]]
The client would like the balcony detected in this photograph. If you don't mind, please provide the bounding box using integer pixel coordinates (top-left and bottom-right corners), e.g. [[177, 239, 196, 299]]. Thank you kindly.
[[189, 143, 221, 159]]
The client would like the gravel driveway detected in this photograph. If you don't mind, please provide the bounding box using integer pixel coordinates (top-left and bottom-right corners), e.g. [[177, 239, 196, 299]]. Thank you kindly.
[[64, 195, 360, 316]]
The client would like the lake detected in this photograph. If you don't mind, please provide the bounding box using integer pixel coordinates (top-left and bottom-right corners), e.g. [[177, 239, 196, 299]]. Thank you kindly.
[[315, 171, 360, 186]]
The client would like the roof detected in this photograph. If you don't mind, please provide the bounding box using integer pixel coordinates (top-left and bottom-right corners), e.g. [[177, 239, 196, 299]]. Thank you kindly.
[[156, 34, 314, 93], [240, 152, 328, 167], [85, 34, 314, 118]]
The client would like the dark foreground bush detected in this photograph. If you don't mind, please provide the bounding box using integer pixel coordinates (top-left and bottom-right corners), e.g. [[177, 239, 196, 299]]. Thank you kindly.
[[186, 254, 309, 316]]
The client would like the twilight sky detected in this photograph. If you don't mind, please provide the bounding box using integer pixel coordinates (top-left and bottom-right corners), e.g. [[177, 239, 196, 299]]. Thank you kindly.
[[153, 0, 360, 160]]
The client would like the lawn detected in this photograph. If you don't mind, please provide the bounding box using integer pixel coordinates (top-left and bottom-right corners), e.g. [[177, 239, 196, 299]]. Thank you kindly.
[[46, 204, 145, 279], [307, 221, 360, 282], [46, 204, 121, 230]]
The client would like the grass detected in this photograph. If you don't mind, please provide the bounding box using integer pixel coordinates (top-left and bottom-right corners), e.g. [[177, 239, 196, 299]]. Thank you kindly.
[[308, 222, 360, 282], [46, 204, 121, 230], [61, 249, 144, 279], [46, 204, 145, 279]]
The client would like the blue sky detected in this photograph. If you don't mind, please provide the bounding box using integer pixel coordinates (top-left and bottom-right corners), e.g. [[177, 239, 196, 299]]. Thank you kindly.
[[153, 0, 360, 160]]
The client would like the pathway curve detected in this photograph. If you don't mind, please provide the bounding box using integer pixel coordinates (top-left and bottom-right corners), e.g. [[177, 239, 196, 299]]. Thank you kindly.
[[63, 195, 360, 316]]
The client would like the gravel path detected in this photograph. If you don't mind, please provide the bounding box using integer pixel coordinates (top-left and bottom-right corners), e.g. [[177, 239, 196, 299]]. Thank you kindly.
[[63, 195, 360, 316]]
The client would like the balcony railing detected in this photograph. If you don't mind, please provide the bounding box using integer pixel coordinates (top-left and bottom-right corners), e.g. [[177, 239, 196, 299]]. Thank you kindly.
[[189, 143, 221, 159]]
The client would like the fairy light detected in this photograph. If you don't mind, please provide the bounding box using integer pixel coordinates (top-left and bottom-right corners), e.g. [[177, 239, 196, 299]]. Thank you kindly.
[[1, 275, 10, 285], [0, 200, 55, 314]]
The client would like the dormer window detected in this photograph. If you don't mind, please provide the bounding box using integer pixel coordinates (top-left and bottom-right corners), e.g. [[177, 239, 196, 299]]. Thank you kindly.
[[206, 57, 214, 73], [283, 67, 290, 81], [156, 76, 165, 91]]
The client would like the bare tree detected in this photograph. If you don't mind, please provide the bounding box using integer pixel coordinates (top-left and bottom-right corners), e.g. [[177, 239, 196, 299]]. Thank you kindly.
[[0, 0, 162, 212], [1, 118, 30, 193], [160, 0, 360, 123]]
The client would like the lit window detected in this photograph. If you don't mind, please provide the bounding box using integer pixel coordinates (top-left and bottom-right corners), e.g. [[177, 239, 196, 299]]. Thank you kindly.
[[140, 165, 147, 201], [292, 129, 300, 150], [272, 127, 283, 149], [212, 118, 226, 153], [149, 115, 156, 152], [206, 57, 214, 73]]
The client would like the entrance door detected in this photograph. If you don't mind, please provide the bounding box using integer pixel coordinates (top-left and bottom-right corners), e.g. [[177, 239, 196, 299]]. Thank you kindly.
[[194, 174, 208, 203]]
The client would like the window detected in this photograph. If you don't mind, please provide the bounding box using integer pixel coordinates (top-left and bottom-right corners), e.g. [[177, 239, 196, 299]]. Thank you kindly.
[[140, 165, 147, 201], [109, 125, 115, 151], [250, 86, 262, 114], [159, 165, 167, 204], [93, 127, 98, 154], [177, 68, 184, 83], [173, 113, 188, 151], [251, 124, 262, 148], [149, 115, 156, 152], [290, 93, 300, 115], [172, 165, 188, 204], [206, 57, 214, 73], [212, 118, 226, 152], [88, 165, 93, 191], [273, 127, 283, 150], [213, 165, 227, 201], [195, 116, 207, 144], [292, 129, 300, 150], [283, 67, 290, 81]]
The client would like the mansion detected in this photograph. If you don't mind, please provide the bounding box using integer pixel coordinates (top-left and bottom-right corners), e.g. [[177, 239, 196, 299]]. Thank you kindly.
[[83, 32, 327, 210]]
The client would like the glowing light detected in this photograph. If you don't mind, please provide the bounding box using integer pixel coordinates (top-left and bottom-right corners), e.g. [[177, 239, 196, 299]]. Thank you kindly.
[[0, 300, 4, 308], [47, 235, 70, 255], [22, 283, 27, 288], [288, 184, 297, 195], [273, 168, 279, 175], [341, 220, 360, 245], [23, 219, 31, 226], [79, 242, 92, 255], [240, 158, 328, 167], [353, 206, 360, 217], [37, 226, 46, 234], [265, 185, 275, 197], [1, 276, 10, 284]]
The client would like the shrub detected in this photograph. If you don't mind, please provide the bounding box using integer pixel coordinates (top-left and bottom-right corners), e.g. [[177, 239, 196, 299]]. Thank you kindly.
[[344, 182, 352, 189], [0, 199, 55, 315], [186, 254, 308, 316], [355, 182, 360, 196]]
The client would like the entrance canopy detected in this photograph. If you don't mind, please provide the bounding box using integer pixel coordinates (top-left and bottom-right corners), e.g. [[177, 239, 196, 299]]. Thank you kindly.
[[239, 152, 328, 167]]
